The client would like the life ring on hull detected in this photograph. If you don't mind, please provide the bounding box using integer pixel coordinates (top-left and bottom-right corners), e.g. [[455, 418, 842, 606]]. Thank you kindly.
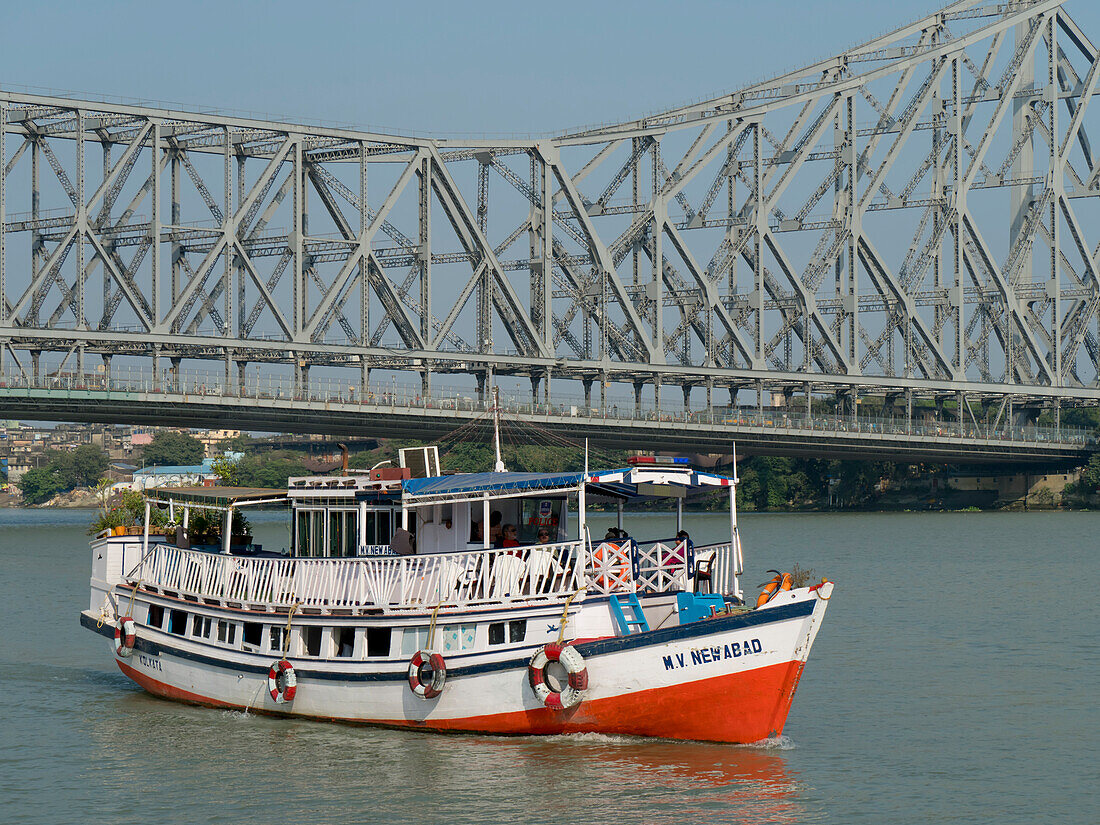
[[114, 616, 137, 657], [529, 643, 588, 710], [268, 659, 298, 703], [407, 650, 447, 699], [755, 570, 792, 608]]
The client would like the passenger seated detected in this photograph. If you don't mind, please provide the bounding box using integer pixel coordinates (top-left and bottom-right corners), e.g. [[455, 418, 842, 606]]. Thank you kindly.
[[501, 524, 520, 548]]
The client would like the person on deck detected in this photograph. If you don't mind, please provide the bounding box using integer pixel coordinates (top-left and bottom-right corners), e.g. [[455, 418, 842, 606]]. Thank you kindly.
[[489, 511, 503, 547], [536, 528, 551, 544], [501, 524, 520, 548]]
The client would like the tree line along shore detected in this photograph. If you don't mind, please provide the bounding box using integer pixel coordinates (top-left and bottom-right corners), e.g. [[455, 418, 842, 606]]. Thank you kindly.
[[4, 427, 1099, 513]]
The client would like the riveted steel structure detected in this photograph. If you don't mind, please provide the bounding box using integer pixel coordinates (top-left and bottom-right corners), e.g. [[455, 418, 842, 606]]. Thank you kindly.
[[1, 0, 1099, 458]]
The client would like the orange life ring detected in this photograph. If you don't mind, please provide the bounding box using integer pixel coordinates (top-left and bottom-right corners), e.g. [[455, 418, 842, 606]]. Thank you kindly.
[[591, 541, 631, 590], [755, 570, 792, 608]]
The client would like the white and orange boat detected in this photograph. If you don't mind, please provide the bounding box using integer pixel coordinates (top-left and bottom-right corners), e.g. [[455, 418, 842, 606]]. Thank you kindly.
[[81, 446, 833, 743]]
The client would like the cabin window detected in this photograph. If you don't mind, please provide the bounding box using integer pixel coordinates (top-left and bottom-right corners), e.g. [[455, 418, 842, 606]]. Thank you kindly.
[[509, 620, 527, 643], [191, 615, 212, 639], [311, 512, 324, 557], [362, 509, 393, 545], [401, 627, 429, 655], [489, 620, 526, 645], [217, 620, 236, 645], [296, 511, 310, 556], [335, 627, 355, 657], [439, 624, 477, 652], [242, 622, 262, 650], [329, 509, 357, 557], [366, 627, 391, 658], [269, 626, 286, 653], [303, 626, 322, 657], [147, 604, 164, 629], [168, 609, 188, 636]]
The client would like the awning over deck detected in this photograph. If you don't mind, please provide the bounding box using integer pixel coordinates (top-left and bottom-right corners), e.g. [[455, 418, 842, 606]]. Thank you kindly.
[[401, 468, 736, 502], [144, 486, 288, 510]]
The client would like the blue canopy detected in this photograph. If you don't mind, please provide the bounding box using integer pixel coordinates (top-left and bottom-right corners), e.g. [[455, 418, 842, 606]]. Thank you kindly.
[[403, 471, 586, 498], [401, 467, 735, 500]]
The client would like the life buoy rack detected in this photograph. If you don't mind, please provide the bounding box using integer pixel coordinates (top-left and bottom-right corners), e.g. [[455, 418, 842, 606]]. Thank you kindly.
[[114, 616, 137, 657], [755, 570, 793, 608], [591, 542, 631, 591], [528, 642, 588, 710], [407, 649, 447, 699], [268, 659, 298, 703]]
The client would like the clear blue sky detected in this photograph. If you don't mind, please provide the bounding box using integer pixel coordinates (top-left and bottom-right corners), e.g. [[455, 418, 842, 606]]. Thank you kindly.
[[4, 1, 1098, 137]]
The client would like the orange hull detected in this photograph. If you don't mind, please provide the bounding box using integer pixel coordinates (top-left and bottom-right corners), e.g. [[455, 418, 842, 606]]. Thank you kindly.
[[121, 656, 806, 743]]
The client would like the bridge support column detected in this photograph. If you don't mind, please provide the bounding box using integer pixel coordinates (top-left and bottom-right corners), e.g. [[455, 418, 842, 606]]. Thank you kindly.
[[544, 367, 551, 406], [101, 354, 111, 388], [237, 361, 247, 398], [654, 378, 662, 415], [682, 384, 691, 413], [77, 345, 84, 378], [30, 350, 40, 383], [362, 364, 371, 399], [582, 379, 593, 410], [297, 363, 310, 400], [599, 372, 607, 414], [223, 354, 231, 397], [529, 374, 540, 407], [705, 378, 713, 423], [804, 382, 812, 422], [957, 390, 965, 436], [170, 358, 181, 394], [421, 369, 431, 401], [476, 372, 486, 403], [756, 379, 764, 424], [634, 381, 643, 418], [0, 341, 5, 377], [905, 389, 913, 434]]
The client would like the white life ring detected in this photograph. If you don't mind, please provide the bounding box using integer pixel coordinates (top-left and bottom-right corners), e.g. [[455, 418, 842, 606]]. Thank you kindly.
[[268, 659, 298, 703], [114, 616, 137, 657], [528, 642, 588, 710], [407, 649, 447, 699]]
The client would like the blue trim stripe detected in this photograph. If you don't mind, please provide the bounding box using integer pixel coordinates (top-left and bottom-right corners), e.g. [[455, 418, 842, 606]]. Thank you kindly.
[[80, 598, 815, 684]]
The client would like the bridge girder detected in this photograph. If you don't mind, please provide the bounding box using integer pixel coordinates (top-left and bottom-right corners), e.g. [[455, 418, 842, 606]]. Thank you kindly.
[[0, 0, 1099, 423]]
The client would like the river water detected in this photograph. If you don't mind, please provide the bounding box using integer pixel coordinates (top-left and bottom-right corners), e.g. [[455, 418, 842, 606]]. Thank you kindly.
[[2, 507, 1095, 824]]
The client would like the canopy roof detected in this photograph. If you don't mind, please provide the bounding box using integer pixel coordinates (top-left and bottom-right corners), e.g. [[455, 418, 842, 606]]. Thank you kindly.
[[145, 486, 288, 508], [401, 468, 735, 502]]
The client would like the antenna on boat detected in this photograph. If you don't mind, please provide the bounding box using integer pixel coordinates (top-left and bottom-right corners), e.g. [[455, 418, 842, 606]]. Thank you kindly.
[[584, 438, 589, 475], [492, 386, 506, 472], [730, 442, 744, 599]]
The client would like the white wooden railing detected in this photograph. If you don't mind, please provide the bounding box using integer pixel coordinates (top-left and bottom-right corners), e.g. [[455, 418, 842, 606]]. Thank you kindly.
[[631, 538, 692, 594], [693, 541, 742, 597], [125, 534, 717, 612], [127, 541, 594, 613]]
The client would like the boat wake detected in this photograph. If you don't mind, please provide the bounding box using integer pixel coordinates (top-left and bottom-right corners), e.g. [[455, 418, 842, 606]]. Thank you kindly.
[[745, 734, 796, 750]]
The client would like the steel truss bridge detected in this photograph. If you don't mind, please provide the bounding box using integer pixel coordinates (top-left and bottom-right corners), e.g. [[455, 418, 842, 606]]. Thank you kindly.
[[1, 0, 1099, 463]]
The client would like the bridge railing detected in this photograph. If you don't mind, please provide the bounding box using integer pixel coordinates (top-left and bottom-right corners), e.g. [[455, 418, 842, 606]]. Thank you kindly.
[[1, 366, 1094, 447]]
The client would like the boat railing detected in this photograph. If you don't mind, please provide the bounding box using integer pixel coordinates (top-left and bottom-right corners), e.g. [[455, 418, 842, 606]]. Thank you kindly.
[[630, 538, 692, 594], [125, 540, 592, 613], [692, 541, 740, 596]]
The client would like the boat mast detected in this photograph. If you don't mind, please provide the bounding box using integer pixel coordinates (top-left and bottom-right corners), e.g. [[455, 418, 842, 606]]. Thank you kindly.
[[730, 443, 743, 601], [492, 386, 505, 472]]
